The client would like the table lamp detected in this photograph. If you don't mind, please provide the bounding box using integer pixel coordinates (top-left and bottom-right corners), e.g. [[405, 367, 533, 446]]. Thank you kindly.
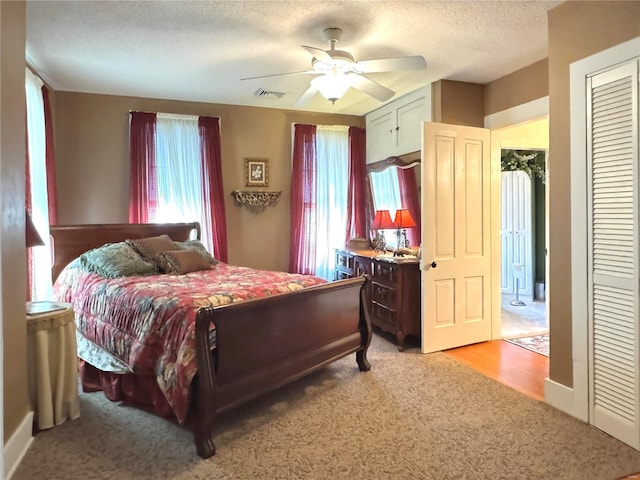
[[371, 209, 394, 253], [393, 208, 417, 256]]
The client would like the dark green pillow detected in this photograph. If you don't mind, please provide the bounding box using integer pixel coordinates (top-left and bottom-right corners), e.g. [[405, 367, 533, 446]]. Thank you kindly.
[[80, 242, 159, 278]]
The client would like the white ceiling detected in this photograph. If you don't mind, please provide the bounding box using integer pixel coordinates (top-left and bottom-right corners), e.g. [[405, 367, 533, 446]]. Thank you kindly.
[[26, 0, 562, 116]]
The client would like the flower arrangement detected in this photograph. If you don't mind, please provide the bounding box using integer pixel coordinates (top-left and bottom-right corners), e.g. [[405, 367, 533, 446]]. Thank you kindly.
[[501, 149, 546, 184]]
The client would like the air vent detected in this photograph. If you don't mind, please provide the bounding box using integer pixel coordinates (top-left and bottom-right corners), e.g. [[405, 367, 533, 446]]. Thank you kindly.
[[254, 88, 285, 99]]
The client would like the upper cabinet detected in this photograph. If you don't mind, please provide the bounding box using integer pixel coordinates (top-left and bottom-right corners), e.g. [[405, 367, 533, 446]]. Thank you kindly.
[[365, 85, 432, 163]]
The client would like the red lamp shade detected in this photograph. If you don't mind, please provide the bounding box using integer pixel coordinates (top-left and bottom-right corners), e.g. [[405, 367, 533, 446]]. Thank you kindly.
[[26, 210, 45, 248], [372, 210, 394, 230], [393, 209, 417, 229]]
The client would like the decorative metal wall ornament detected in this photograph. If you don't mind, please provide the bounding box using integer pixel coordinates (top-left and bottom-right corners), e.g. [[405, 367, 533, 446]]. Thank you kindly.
[[231, 190, 282, 213]]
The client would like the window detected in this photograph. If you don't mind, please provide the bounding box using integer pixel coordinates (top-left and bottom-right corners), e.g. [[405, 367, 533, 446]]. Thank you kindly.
[[289, 124, 351, 280], [152, 114, 210, 247], [129, 112, 228, 261], [25, 68, 53, 300], [314, 125, 349, 280]]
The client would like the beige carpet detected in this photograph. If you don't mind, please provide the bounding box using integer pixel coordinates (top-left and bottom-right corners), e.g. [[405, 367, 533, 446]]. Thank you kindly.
[[13, 335, 640, 480]]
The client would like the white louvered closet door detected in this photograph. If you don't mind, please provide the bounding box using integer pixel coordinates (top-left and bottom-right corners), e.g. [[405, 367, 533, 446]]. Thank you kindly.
[[587, 59, 639, 449]]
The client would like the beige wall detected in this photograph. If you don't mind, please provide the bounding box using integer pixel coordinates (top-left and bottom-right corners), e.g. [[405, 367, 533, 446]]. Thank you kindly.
[[484, 59, 548, 116], [547, 0, 640, 387], [432, 80, 485, 127], [54, 93, 364, 271], [1, 1, 29, 443]]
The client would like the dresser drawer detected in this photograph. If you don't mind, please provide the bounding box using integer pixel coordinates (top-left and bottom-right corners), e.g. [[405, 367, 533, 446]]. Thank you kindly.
[[335, 251, 354, 273], [370, 301, 397, 332], [354, 258, 372, 277], [372, 261, 398, 284], [334, 268, 353, 281], [371, 281, 397, 308]]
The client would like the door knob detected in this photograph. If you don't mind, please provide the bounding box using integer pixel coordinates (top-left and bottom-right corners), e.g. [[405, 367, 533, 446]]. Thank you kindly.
[[430, 261, 437, 269]]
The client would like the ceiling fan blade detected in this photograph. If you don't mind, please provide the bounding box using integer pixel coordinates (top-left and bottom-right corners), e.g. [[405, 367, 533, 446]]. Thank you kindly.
[[240, 70, 315, 81], [294, 85, 318, 107], [347, 74, 395, 102], [302, 45, 333, 63], [356, 55, 427, 73]]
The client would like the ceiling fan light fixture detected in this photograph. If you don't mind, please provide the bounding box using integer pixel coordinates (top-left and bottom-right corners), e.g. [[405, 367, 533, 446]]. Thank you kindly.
[[311, 73, 351, 105]]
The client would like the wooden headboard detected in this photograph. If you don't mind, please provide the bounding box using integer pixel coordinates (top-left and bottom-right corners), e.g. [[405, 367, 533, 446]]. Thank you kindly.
[[49, 222, 200, 281]]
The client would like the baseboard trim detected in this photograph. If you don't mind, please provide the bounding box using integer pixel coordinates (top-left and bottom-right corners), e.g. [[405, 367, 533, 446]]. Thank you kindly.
[[4, 412, 33, 480], [544, 377, 585, 421]]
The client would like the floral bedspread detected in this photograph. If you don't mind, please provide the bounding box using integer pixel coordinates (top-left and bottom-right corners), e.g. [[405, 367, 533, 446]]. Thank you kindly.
[[53, 261, 327, 423]]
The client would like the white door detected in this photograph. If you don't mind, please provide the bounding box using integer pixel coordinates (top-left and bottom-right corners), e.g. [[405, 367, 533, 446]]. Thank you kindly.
[[587, 60, 639, 449], [501, 172, 515, 293], [421, 122, 492, 353], [501, 170, 533, 297]]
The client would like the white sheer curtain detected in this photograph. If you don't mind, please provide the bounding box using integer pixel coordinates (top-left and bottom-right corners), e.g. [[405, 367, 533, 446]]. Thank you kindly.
[[369, 167, 402, 246], [314, 125, 349, 280], [153, 113, 211, 249], [370, 167, 402, 212], [25, 68, 53, 300]]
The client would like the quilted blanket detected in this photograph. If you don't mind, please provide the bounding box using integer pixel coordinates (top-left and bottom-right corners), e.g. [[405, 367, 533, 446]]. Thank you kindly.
[[54, 261, 327, 422]]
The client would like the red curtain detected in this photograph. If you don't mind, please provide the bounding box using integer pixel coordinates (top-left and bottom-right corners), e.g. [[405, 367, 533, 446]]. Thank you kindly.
[[398, 167, 421, 247], [128, 111, 157, 223], [198, 116, 228, 263], [345, 126, 367, 243], [289, 124, 317, 274], [42, 86, 58, 225]]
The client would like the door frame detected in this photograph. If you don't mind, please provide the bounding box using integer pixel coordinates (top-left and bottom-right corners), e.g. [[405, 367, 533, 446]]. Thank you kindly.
[[484, 97, 549, 341]]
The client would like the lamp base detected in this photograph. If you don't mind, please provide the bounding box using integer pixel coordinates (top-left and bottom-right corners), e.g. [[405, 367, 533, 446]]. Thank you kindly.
[[373, 232, 387, 253]]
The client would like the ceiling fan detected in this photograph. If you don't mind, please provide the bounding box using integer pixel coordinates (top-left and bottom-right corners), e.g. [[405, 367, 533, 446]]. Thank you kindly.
[[241, 27, 427, 106]]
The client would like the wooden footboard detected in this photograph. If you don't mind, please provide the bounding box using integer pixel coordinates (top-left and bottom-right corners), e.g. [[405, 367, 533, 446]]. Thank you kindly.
[[191, 275, 371, 458]]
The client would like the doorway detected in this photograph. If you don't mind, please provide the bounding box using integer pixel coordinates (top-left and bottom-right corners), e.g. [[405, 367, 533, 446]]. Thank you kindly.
[[491, 119, 549, 342]]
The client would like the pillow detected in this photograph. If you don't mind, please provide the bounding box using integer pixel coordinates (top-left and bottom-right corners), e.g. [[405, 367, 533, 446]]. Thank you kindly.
[[156, 249, 213, 275], [175, 240, 218, 265], [80, 242, 159, 278], [126, 234, 178, 263]]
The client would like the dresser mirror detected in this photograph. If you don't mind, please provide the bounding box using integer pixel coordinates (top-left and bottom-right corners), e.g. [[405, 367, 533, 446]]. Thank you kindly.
[[366, 156, 421, 249]]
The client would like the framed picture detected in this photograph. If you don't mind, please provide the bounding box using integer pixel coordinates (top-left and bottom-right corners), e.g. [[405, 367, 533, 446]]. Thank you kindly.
[[245, 158, 269, 187]]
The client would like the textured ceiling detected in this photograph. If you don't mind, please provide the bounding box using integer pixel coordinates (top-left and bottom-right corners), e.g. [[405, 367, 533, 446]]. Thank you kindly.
[[26, 0, 561, 116]]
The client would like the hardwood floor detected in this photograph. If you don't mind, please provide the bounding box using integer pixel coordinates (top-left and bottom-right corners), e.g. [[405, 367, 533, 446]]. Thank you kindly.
[[442, 339, 549, 401]]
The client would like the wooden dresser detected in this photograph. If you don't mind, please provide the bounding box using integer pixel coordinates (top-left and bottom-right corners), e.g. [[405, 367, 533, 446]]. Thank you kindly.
[[335, 248, 420, 351]]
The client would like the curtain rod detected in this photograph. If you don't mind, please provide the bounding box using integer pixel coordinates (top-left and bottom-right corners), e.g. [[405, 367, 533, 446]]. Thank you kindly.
[[129, 110, 220, 121]]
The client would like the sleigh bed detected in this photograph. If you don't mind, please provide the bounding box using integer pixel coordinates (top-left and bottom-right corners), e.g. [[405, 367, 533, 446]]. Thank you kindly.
[[49, 222, 371, 458]]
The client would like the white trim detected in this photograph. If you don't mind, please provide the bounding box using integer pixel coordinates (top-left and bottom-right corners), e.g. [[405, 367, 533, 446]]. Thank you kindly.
[[25, 55, 54, 90], [4, 412, 34, 480], [544, 378, 584, 420], [484, 97, 549, 130], [570, 36, 640, 427]]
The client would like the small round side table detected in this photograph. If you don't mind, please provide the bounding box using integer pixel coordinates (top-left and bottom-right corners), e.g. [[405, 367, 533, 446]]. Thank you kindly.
[[26, 302, 80, 430]]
